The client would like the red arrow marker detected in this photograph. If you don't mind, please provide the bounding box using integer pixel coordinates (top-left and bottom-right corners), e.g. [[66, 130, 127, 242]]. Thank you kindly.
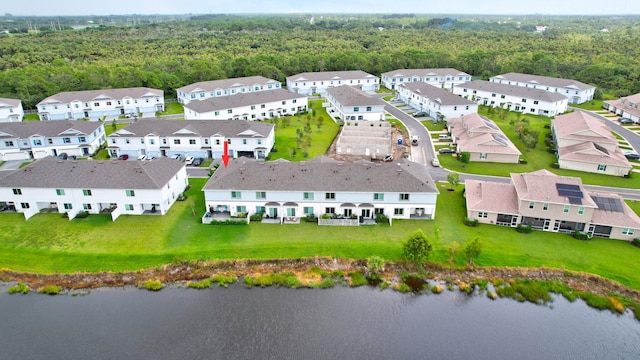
[[222, 140, 230, 167]]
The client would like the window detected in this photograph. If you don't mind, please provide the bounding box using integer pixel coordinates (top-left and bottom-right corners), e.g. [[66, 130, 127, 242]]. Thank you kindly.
[[522, 99, 527, 103], [622, 228, 635, 236], [125, 204, 134, 211], [33, 139, 42, 146], [150, 139, 155, 145], [227, 109, 233, 114], [354, 107, 359, 112], [325, 192, 335, 200], [174, 139, 181, 145], [63, 203, 73, 210], [56, 189, 65, 196], [256, 192, 266, 199], [251, 105, 256, 110], [543, 203, 549, 211], [399, 193, 409, 201], [578, 206, 585, 215], [597, 164, 607, 172], [231, 191, 241, 199], [500, 95, 506, 99], [529, 201, 535, 209], [93, 102, 99, 107], [13, 188, 22, 195], [563, 205, 570, 213], [373, 193, 384, 201], [282, 101, 286, 105], [63, 137, 71, 144], [141, 139, 145, 144], [304, 192, 314, 200], [480, 153, 488, 159], [478, 212, 488, 218], [204, 139, 208, 145], [21, 203, 30, 209], [83, 189, 92, 196], [189, 139, 196, 145], [261, 104, 266, 108], [533, 100, 539, 105], [215, 139, 221, 145], [287, 208, 296, 217], [394, 208, 404, 215], [325, 207, 335, 214], [125, 190, 135, 197], [304, 207, 314, 215], [5, 141, 14, 146], [214, 111, 220, 116], [491, 93, 496, 97], [106, 101, 112, 106], [236, 206, 246, 213], [162, 139, 167, 144], [242, 139, 247, 145], [256, 206, 265, 214], [83, 204, 92, 210], [257, 139, 262, 145]]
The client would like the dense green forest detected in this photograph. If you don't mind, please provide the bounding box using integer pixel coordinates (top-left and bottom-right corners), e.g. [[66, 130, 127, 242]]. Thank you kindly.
[[0, 14, 639, 108]]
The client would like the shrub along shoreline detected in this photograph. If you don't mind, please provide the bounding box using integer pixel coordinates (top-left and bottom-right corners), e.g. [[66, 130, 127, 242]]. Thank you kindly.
[[2, 258, 639, 320]]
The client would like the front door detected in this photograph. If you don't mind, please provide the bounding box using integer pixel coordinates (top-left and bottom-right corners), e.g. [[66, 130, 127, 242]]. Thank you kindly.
[[343, 209, 352, 217], [361, 209, 371, 218]]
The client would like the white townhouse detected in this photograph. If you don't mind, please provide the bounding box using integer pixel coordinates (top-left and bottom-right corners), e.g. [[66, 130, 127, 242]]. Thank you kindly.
[[324, 85, 386, 122], [604, 93, 640, 123], [453, 80, 568, 117], [286, 71, 380, 96], [183, 89, 308, 121], [176, 76, 282, 105], [0, 121, 106, 161], [0, 98, 24, 122], [396, 82, 477, 120], [37, 87, 164, 121], [0, 156, 188, 221], [202, 157, 439, 222], [108, 119, 275, 160], [381, 68, 471, 91], [489, 73, 595, 104]]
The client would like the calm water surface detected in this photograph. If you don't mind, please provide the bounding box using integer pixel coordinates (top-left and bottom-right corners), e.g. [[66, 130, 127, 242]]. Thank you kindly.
[[1, 284, 639, 360]]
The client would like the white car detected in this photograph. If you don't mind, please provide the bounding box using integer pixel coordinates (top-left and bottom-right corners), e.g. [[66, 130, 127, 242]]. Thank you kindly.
[[431, 158, 440, 167], [136, 155, 147, 161], [185, 156, 195, 165]]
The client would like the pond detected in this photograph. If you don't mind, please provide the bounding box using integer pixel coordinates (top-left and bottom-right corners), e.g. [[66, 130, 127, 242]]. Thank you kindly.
[[1, 284, 639, 359]]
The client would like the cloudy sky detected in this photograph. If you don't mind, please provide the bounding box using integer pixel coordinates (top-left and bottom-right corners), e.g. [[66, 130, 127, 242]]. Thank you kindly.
[[4, 0, 639, 16]]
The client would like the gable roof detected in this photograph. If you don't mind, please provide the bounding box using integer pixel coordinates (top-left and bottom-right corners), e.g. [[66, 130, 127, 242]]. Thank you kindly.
[[203, 157, 438, 194], [511, 169, 597, 207], [455, 80, 568, 102], [465, 179, 519, 213], [183, 89, 306, 113], [382, 68, 470, 79], [604, 93, 640, 118], [37, 87, 163, 105], [558, 142, 630, 167], [552, 111, 617, 145], [448, 113, 521, 156], [325, 85, 385, 107], [176, 76, 280, 94], [286, 70, 378, 83], [109, 119, 274, 138], [399, 82, 475, 106], [0, 98, 22, 108], [0, 120, 103, 139], [491, 73, 594, 91], [0, 156, 184, 190]]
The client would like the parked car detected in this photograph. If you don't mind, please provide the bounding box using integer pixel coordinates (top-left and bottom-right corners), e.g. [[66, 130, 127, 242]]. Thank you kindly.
[[624, 151, 640, 160], [171, 154, 185, 162], [413, 111, 427, 117], [438, 134, 452, 141], [68, 155, 77, 160], [438, 148, 455, 154], [137, 155, 148, 161], [57, 153, 68, 160], [383, 154, 393, 162], [192, 157, 204, 166], [185, 156, 195, 165], [431, 158, 440, 167], [618, 117, 634, 124], [411, 135, 419, 146], [117, 154, 129, 160]]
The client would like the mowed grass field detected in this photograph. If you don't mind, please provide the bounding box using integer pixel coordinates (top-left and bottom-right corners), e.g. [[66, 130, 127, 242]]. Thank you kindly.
[[1, 179, 640, 290]]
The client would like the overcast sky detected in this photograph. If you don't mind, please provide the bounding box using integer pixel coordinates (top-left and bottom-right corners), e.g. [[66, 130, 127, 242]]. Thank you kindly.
[[4, 0, 639, 16]]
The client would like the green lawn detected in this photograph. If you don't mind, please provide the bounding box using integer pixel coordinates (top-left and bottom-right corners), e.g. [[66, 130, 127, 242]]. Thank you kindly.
[[421, 120, 447, 132], [157, 101, 184, 115], [571, 100, 605, 111], [266, 100, 340, 161], [23, 114, 40, 121], [2, 180, 640, 291], [437, 107, 640, 188], [105, 122, 129, 136]]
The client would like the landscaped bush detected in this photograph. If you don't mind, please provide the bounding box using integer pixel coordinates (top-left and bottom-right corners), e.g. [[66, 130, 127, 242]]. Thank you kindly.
[[209, 219, 248, 225], [375, 214, 389, 224], [250, 213, 264, 222], [7, 282, 30, 294], [75, 211, 89, 219], [38, 285, 62, 295], [140, 279, 164, 291], [177, 194, 188, 201], [631, 238, 640, 248], [303, 214, 318, 223], [573, 231, 591, 241], [348, 271, 368, 287], [212, 274, 237, 287], [551, 162, 560, 168], [463, 217, 479, 227], [517, 224, 533, 233], [187, 278, 213, 289]]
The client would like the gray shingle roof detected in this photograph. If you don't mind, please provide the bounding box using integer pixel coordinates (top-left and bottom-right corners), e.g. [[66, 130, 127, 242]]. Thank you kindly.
[[37, 87, 163, 105], [0, 120, 103, 139], [400, 82, 475, 106], [177, 76, 280, 94], [326, 85, 385, 107], [286, 70, 378, 82], [203, 157, 438, 193], [491, 73, 594, 91], [183, 89, 306, 113], [0, 156, 184, 190], [0, 98, 21, 108], [455, 80, 568, 102], [382, 68, 470, 78], [110, 119, 274, 138]]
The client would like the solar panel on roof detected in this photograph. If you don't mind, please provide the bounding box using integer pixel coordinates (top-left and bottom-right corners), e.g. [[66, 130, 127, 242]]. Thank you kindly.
[[592, 196, 624, 212], [556, 183, 583, 199], [568, 197, 582, 205], [483, 120, 499, 130], [492, 134, 507, 146], [594, 143, 609, 155]]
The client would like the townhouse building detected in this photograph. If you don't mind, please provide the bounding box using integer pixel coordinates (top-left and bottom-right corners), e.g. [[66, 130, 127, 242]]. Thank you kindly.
[[396, 82, 477, 120], [0, 156, 188, 221], [0, 98, 24, 122], [324, 85, 386, 122], [447, 113, 521, 163], [183, 89, 307, 121], [453, 80, 568, 117], [37, 87, 164, 121], [604, 93, 640, 123], [286, 71, 379, 96], [381, 68, 471, 91], [489, 73, 595, 104], [108, 119, 274, 160], [176, 76, 281, 105], [0, 121, 105, 161]]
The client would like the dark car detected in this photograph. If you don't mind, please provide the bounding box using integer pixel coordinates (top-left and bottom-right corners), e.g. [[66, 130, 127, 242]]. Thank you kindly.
[[192, 157, 204, 166], [57, 153, 68, 160], [618, 117, 634, 124], [68, 155, 77, 160], [413, 111, 427, 117], [117, 154, 129, 160], [438, 148, 455, 154], [624, 152, 640, 160]]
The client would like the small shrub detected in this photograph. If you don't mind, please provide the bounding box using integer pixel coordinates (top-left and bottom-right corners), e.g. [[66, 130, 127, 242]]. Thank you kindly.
[[141, 279, 164, 291], [487, 291, 497, 300], [38, 285, 62, 295], [313, 278, 335, 289], [573, 231, 591, 241], [393, 283, 412, 293], [431, 285, 443, 294], [517, 224, 533, 233], [630, 238, 640, 247], [209, 219, 248, 225], [348, 271, 368, 287], [375, 214, 389, 224], [249, 213, 264, 222], [187, 279, 213, 289], [8, 282, 30, 294], [212, 274, 237, 287], [303, 214, 318, 223], [463, 217, 479, 227], [75, 211, 89, 219], [379, 281, 390, 290]]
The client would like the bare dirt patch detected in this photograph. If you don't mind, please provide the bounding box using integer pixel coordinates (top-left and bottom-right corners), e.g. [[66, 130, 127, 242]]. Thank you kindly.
[[327, 125, 409, 162]]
